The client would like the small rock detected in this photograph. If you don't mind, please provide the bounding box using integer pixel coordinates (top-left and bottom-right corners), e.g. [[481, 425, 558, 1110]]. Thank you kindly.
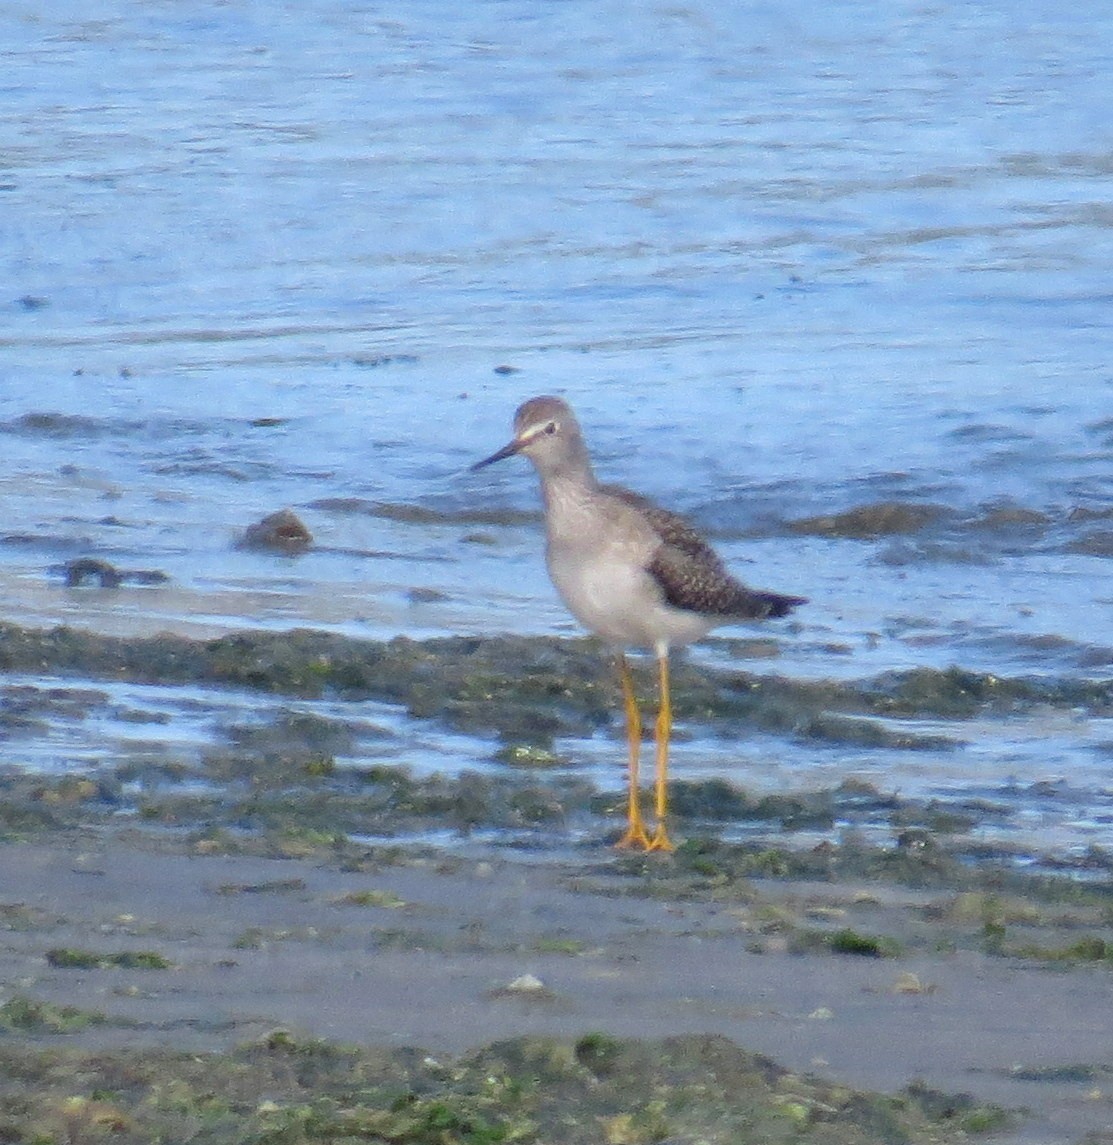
[[351, 353, 418, 369], [1067, 531, 1113, 558], [407, 587, 448, 604], [63, 558, 123, 588], [974, 505, 1051, 530], [58, 559, 170, 588], [790, 501, 947, 539], [127, 569, 171, 585], [484, 972, 568, 1007], [892, 972, 934, 995], [505, 973, 546, 994], [493, 744, 563, 768], [240, 509, 312, 553]]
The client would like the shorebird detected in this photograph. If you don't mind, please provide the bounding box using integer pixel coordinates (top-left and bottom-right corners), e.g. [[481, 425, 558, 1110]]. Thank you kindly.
[[472, 396, 806, 852]]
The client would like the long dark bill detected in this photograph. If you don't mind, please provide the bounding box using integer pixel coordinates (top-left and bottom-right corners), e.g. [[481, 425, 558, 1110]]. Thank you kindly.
[[470, 439, 523, 471]]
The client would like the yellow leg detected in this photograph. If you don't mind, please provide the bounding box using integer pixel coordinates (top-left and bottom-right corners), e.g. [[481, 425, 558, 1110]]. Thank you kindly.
[[647, 648, 675, 852], [613, 653, 651, 850]]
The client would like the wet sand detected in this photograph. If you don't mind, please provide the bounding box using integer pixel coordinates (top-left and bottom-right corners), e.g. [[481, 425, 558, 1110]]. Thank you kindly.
[[3, 832, 1113, 1143], [2, 621, 1111, 1140]]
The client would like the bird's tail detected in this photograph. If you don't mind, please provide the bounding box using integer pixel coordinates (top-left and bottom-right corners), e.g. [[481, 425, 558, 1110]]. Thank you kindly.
[[752, 590, 808, 619]]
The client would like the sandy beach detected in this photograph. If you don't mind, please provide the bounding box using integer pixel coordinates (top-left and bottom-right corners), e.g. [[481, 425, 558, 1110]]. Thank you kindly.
[[3, 830, 1113, 1143]]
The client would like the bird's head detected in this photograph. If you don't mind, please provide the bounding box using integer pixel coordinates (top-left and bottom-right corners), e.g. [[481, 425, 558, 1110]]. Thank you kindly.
[[471, 395, 585, 473]]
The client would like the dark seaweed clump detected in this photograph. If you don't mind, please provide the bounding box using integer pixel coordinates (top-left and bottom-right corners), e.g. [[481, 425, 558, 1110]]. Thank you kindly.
[[0, 622, 1107, 751], [0, 1031, 1007, 1144]]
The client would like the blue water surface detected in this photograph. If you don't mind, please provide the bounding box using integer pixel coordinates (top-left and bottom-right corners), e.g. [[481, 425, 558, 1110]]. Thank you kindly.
[[1, 0, 1110, 856]]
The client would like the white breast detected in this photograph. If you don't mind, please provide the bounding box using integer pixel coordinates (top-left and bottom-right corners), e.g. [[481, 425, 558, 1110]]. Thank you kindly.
[[543, 488, 714, 650]]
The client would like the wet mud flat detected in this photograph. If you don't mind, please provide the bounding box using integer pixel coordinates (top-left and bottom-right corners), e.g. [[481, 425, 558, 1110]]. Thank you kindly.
[[1, 618, 1111, 869], [2, 621, 1113, 1143], [5, 834, 1113, 1144]]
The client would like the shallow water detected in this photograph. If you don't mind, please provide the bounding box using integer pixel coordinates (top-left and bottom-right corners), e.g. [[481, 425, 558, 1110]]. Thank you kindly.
[[1, 2, 1110, 862]]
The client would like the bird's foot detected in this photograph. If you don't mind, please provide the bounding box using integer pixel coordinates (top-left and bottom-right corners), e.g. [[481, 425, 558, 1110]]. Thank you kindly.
[[614, 821, 653, 851], [646, 826, 675, 853]]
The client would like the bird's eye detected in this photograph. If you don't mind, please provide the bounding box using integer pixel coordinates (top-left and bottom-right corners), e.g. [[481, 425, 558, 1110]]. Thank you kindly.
[[544, 421, 557, 435]]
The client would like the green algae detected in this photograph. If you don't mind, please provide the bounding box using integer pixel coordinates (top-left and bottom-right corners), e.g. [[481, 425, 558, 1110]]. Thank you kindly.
[[0, 1032, 1006, 1145], [779, 924, 902, 959], [1006, 1062, 1110, 1083], [133, 768, 585, 846], [232, 926, 335, 950], [604, 832, 1113, 950], [493, 744, 565, 768], [331, 888, 408, 909], [789, 501, 951, 539], [1, 622, 1106, 754], [865, 664, 1113, 719], [0, 901, 59, 932], [45, 948, 172, 970], [0, 995, 107, 1034], [1, 617, 1111, 908], [826, 928, 902, 957], [0, 796, 66, 839], [2, 746, 1111, 913], [533, 937, 587, 955], [215, 877, 308, 896], [1005, 935, 1113, 964], [668, 781, 845, 829], [909, 890, 1113, 964]]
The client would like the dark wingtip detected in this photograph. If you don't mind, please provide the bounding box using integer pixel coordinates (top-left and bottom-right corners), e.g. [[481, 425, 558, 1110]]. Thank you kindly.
[[764, 593, 808, 618]]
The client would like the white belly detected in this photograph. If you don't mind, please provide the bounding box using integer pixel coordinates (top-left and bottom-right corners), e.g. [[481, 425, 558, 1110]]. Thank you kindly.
[[548, 545, 714, 651]]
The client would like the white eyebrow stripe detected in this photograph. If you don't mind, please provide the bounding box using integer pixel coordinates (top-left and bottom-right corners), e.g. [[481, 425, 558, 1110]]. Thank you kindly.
[[517, 420, 552, 443]]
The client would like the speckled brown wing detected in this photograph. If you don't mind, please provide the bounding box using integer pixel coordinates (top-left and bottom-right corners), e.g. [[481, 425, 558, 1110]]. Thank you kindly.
[[604, 485, 807, 619]]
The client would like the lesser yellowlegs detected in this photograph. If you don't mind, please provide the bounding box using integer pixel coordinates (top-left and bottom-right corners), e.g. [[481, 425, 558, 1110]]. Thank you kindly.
[[472, 395, 806, 852]]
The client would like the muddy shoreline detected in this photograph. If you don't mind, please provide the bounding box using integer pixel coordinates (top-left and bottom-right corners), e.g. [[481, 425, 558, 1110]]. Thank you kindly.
[[2, 618, 1111, 874], [2, 620, 1113, 1142], [4, 830, 1113, 1143]]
